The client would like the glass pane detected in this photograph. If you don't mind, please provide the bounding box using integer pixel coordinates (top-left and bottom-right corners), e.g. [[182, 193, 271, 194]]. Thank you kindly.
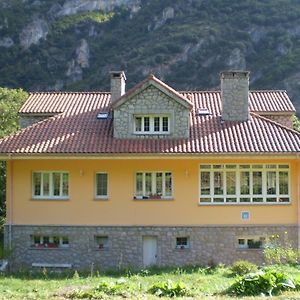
[[266, 197, 277, 202], [213, 198, 224, 203], [200, 198, 211, 203], [240, 165, 250, 169], [154, 117, 160, 132], [162, 117, 169, 132], [226, 198, 237, 203], [145, 172, 152, 196], [240, 172, 250, 195], [165, 172, 172, 196], [253, 197, 263, 202], [43, 236, 49, 244], [200, 165, 211, 169], [33, 173, 41, 196], [279, 165, 289, 169], [200, 172, 210, 195], [225, 165, 236, 169], [279, 171, 289, 195], [279, 197, 290, 203], [156, 173, 163, 196], [62, 237, 69, 245], [253, 171, 262, 194], [214, 172, 223, 195], [96, 173, 107, 196], [267, 171, 276, 195], [226, 172, 236, 195], [135, 117, 142, 132], [53, 173, 61, 196], [240, 198, 251, 202], [62, 173, 69, 196], [136, 173, 143, 196], [43, 173, 50, 196], [144, 117, 150, 132]]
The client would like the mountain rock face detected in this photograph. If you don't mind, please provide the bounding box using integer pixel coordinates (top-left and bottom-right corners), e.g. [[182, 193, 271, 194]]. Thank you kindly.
[[0, 0, 300, 115]]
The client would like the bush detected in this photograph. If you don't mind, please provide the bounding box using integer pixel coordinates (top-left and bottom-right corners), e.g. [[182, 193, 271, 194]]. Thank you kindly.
[[231, 260, 258, 276], [227, 269, 296, 296], [149, 279, 189, 297]]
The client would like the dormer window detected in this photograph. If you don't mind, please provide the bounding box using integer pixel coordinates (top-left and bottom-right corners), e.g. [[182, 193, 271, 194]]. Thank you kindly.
[[134, 115, 170, 134]]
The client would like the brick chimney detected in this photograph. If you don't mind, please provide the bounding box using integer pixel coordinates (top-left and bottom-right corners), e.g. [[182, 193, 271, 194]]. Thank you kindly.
[[110, 71, 126, 104], [221, 71, 250, 121]]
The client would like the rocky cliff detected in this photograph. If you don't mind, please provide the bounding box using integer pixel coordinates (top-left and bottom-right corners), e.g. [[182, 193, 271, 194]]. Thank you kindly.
[[0, 0, 300, 115]]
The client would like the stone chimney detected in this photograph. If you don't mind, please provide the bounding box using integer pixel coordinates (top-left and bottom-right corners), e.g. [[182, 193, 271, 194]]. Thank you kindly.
[[221, 71, 250, 121], [110, 71, 126, 104]]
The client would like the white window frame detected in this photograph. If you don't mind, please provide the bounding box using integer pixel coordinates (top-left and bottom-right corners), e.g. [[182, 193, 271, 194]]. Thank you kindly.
[[199, 164, 290, 205], [31, 235, 69, 248], [134, 115, 170, 134], [32, 171, 69, 199], [134, 171, 173, 199], [176, 237, 190, 249], [95, 172, 109, 199], [237, 236, 266, 249], [95, 235, 109, 250]]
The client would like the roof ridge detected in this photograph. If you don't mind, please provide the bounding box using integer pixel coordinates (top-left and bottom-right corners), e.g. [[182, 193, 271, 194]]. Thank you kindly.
[[29, 91, 111, 95], [250, 112, 300, 135]]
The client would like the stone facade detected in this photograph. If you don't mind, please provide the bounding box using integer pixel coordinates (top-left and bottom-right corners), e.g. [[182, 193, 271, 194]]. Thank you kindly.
[[221, 71, 250, 121], [113, 85, 190, 138], [20, 115, 54, 129], [262, 114, 293, 129], [5, 225, 298, 271]]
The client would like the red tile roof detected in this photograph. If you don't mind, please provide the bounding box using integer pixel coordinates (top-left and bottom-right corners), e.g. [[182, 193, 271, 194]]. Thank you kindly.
[[0, 85, 299, 155]]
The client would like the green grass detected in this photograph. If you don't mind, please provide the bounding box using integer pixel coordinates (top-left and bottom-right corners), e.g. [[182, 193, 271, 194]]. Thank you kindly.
[[0, 265, 300, 299]]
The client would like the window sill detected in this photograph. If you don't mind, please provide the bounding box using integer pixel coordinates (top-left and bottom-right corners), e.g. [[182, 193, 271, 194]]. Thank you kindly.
[[134, 197, 174, 201], [31, 197, 70, 201], [30, 247, 70, 250], [198, 202, 291, 206], [94, 197, 109, 201]]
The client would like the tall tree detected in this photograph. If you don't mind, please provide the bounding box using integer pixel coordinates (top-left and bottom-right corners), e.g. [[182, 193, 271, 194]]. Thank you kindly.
[[0, 88, 28, 239]]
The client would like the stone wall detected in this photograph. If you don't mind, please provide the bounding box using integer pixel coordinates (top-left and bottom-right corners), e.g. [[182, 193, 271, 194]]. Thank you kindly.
[[5, 225, 298, 271], [262, 114, 293, 129], [113, 85, 190, 138]]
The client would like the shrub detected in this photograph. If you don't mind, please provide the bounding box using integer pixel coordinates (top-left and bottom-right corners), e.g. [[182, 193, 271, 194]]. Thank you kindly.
[[227, 269, 296, 296], [231, 260, 258, 276], [149, 279, 189, 297]]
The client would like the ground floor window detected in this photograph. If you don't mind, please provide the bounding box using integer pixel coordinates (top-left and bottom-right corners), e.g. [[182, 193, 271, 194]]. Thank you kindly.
[[95, 236, 109, 249], [199, 164, 290, 204], [176, 237, 190, 249], [135, 171, 173, 199], [237, 237, 266, 249], [31, 235, 69, 248]]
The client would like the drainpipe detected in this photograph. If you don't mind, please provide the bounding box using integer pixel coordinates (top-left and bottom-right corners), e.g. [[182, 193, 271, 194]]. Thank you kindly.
[[8, 154, 13, 250]]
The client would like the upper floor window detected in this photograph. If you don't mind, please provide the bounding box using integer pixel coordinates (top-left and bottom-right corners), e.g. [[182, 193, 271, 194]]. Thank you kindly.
[[199, 164, 290, 204], [135, 171, 173, 199], [96, 173, 108, 199], [32, 171, 69, 199], [134, 115, 170, 134]]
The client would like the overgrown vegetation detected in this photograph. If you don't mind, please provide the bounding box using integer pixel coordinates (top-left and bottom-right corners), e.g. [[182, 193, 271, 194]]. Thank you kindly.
[[230, 260, 258, 276], [0, 88, 27, 251]]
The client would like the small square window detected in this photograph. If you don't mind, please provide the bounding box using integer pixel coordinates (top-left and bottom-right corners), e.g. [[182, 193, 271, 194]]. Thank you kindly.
[[95, 236, 109, 250], [176, 237, 189, 249]]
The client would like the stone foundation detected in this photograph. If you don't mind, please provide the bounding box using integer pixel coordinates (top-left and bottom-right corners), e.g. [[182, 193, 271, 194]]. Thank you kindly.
[[4, 225, 298, 271]]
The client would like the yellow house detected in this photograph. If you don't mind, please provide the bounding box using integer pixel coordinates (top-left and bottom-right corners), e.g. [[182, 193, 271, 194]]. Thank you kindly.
[[0, 70, 300, 270]]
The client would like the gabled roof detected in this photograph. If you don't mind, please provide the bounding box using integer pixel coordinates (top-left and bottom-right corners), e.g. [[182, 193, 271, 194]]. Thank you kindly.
[[0, 85, 299, 155], [111, 74, 193, 109]]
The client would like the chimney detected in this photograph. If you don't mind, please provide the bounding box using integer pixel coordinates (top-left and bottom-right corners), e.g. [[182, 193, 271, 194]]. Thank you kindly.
[[110, 71, 126, 104], [221, 71, 250, 121]]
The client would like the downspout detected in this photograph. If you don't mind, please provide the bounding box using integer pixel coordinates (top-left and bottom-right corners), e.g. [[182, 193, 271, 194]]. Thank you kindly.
[[8, 154, 13, 250]]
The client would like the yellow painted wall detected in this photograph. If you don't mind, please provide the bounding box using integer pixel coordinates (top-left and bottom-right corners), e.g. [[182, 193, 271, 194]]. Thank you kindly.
[[5, 158, 300, 226]]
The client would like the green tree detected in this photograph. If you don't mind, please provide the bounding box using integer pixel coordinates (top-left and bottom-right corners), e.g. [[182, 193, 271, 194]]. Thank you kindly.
[[0, 88, 28, 244], [293, 115, 300, 133]]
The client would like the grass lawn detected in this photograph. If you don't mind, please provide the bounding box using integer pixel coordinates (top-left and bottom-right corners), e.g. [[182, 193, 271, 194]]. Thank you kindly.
[[0, 265, 300, 299]]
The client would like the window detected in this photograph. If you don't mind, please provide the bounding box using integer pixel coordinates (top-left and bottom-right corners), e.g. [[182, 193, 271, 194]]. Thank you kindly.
[[96, 173, 108, 198], [134, 115, 170, 134], [199, 164, 290, 204], [237, 237, 265, 249], [135, 172, 173, 199], [31, 235, 69, 248], [95, 236, 109, 249], [176, 237, 190, 249], [32, 172, 69, 199]]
